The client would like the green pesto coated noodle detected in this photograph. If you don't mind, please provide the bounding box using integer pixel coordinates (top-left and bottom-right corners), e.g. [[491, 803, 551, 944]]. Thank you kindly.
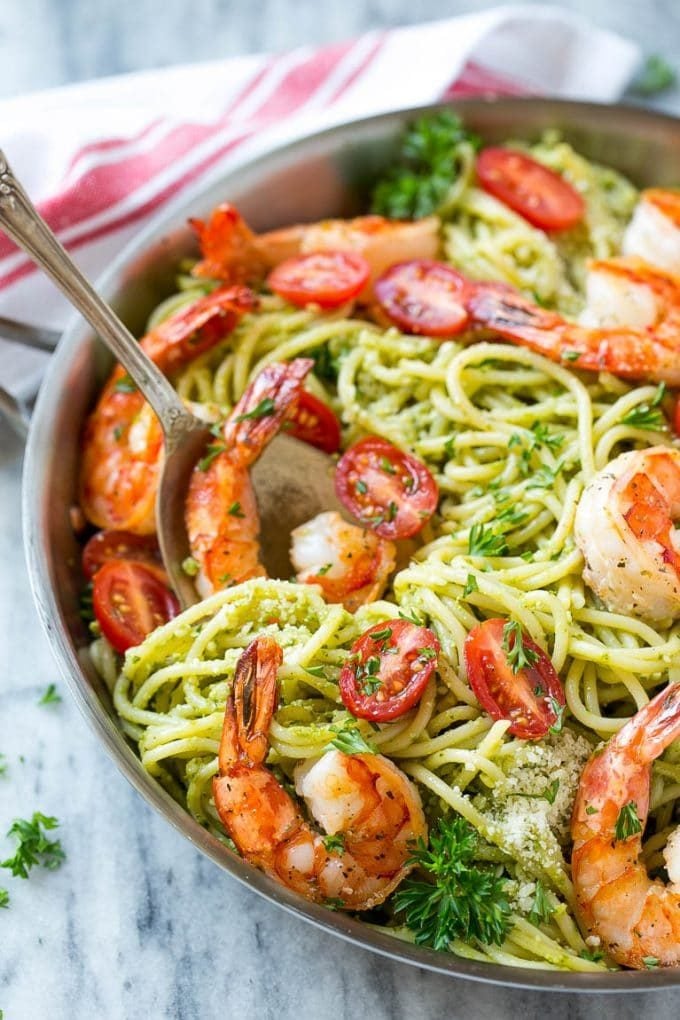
[[92, 134, 680, 973]]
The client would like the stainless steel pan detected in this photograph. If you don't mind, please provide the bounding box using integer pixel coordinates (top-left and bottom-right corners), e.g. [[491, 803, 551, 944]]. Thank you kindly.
[[21, 98, 680, 991]]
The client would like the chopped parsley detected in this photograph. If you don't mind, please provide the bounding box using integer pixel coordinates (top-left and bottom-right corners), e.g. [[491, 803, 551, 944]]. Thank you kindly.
[[322, 833, 346, 855], [113, 374, 136, 393], [304, 665, 327, 678], [463, 574, 478, 598], [198, 441, 226, 472], [0, 888, 8, 908], [38, 684, 61, 706], [620, 383, 667, 431], [355, 479, 368, 495], [394, 816, 511, 950], [526, 459, 565, 490], [380, 457, 396, 474], [370, 627, 393, 642], [528, 881, 554, 926], [632, 54, 676, 96], [235, 397, 276, 422], [227, 501, 245, 517], [1, 813, 65, 879], [317, 563, 333, 576], [468, 523, 508, 557], [328, 723, 377, 755], [561, 350, 581, 362], [615, 801, 642, 841], [642, 956, 660, 969], [501, 621, 539, 674], [548, 698, 566, 735]]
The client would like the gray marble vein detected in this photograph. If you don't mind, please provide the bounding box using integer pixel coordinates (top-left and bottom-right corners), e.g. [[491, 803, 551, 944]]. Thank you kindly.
[[2, 1, 680, 1017]]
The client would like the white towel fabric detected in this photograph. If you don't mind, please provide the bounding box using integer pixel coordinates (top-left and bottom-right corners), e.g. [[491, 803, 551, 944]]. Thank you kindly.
[[0, 5, 640, 409]]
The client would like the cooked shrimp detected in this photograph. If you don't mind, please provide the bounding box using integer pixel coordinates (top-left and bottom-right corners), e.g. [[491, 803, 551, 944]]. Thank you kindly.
[[79, 286, 256, 534], [290, 510, 396, 612], [185, 359, 312, 596], [191, 202, 440, 296], [213, 636, 427, 910], [571, 683, 680, 968], [468, 258, 680, 385], [573, 446, 680, 626], [623, 189, 680, 275]]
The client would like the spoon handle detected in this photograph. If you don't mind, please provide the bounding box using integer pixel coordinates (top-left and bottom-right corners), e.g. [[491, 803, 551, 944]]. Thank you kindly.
[[0, 149, 192, 434]]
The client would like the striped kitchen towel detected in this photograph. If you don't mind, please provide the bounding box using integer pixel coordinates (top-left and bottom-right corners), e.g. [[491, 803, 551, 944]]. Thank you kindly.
[[0, 4, 639, 407]]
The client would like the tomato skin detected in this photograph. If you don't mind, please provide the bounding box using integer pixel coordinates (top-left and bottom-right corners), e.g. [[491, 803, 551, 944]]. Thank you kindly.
[[464, 618, 565, 739], [673, 395, 680, 437], [374, 259, 471, 337], [334, 436, 438, 539], [476, 148, 585, 232], [92, 560, 179, 653], [339, 619, 440, 721], [82, 530, 164, 581], [287, 391, 341, 453], [267, 251, 370, 308]]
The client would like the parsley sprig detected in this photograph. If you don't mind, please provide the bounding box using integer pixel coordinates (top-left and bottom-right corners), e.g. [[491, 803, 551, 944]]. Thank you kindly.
[[371, 111, 480, 219], [632, 54, 676, 96], [1, 813, 65, 879], [501, 621, 539, 674], [394, 816, 511, 950]]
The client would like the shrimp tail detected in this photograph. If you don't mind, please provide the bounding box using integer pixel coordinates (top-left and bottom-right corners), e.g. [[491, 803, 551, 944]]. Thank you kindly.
[[141, 285, 258, 369], [219, 636, 284, 772], [223, 358, 314, 467], [190, 204, 267, 284], [617, 682, 680, 762]]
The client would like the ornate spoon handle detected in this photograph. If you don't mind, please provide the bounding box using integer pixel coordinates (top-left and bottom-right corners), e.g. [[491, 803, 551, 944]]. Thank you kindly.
[[0, 149, 193, 435]]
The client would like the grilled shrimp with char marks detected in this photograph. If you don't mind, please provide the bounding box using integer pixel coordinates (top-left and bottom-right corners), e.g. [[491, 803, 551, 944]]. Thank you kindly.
[[468, 258, 680, 385]]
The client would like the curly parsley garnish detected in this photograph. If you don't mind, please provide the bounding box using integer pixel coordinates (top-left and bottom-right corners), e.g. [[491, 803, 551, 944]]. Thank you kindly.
[[371, 111, 480, 219], [632, 54, 676, 96], [1, 813, 65, 879], [394, 816, 511, 950]]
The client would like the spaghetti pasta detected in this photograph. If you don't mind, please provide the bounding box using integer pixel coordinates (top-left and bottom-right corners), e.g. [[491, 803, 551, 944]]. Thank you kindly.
[[86, 131, 680, 972]]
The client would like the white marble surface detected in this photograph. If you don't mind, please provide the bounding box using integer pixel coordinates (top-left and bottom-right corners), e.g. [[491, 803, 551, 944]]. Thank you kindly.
[[2, 2, 680, 1018]]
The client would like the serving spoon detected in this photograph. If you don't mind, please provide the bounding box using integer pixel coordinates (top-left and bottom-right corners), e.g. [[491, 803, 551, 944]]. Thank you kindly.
[[0, 149, 340, 607]]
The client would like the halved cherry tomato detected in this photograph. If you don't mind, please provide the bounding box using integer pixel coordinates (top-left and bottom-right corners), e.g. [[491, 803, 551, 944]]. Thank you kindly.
[[335, 436, 438, 539], [82, 530, 164, 581], [476, 148, 585, 232], [286, 391, 341, 453], [339, 618, 440, 721], [92, 560, 179, 653], [463, 618, 565, 740], [267, 251, 370, 308], [374, 259, 471, 337]]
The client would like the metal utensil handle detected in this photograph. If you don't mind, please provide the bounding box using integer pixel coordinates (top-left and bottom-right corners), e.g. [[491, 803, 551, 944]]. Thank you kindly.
[[0, 150, 191, 434]]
